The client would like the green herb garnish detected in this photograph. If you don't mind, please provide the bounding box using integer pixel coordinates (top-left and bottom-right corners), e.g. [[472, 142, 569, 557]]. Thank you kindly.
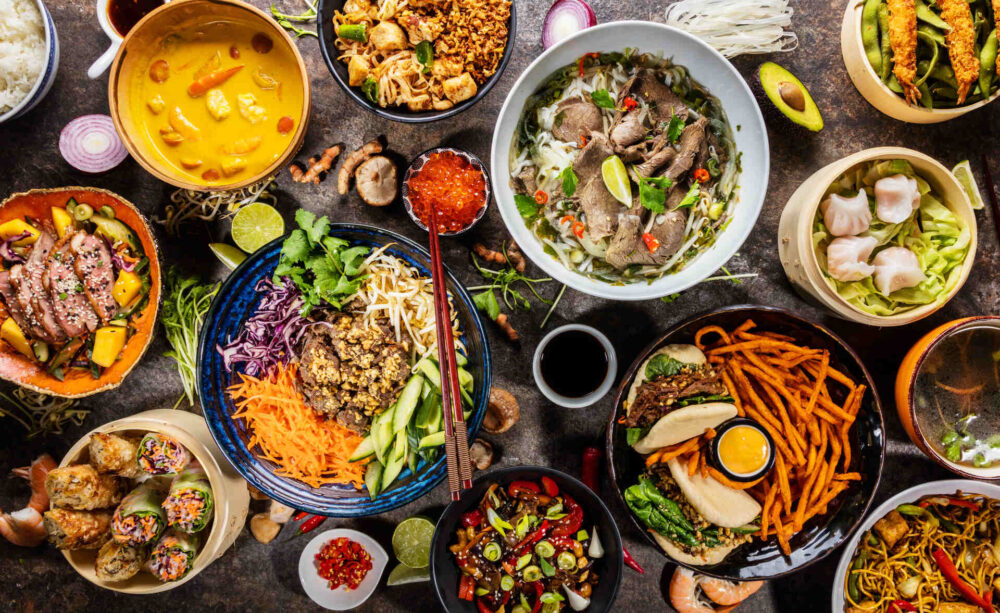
[[666, 113, 685, 143], [590, 89, 616, 109], [557, 167, 578, 197], [361, 76, 378, 104], [672, 182, 701, 210], [514, 194, 540, 219], [415, 41, 433, 73], [270, 1, 318, 38], [636, 175, 674, 213]]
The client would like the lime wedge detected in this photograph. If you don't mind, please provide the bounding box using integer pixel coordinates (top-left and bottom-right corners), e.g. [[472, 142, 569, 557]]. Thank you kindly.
[[392, 516, 434, 569], [601, 155, 632, 207], [952, 160, 985, 210], [209, 242, 247, 271], [231, 202, 284, 253], [387, 563, 431, 586]]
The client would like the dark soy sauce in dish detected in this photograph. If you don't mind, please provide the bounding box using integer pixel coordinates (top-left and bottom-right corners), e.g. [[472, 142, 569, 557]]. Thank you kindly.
[[108, 0, 164, 37], [539, 330, 608, 398]]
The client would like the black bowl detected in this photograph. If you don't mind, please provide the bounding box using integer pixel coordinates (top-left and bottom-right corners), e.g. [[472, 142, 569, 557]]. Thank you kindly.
[[431, 466, 624, 612], [317, 0, 517, 123], [606, 305, 885, 580]]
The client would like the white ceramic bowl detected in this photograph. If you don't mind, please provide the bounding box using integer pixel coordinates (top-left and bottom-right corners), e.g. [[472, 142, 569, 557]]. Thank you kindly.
[[830, 479, 1000, 612], [532, 324, 617, 408], [0, 0, 59, 125], [490, 21, 769, 301], [299, 529, 389, 611]]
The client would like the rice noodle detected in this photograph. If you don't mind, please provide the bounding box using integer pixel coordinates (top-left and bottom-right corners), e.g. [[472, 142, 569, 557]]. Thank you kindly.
[[663, 0, 798, 58]]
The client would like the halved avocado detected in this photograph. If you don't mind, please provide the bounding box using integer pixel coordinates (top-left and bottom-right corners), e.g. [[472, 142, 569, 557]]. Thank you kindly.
[[755, 62, 823, 132]]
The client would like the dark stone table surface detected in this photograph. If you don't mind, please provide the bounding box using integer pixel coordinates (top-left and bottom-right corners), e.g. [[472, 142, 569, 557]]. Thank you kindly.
[[1, 0, 998, 611]]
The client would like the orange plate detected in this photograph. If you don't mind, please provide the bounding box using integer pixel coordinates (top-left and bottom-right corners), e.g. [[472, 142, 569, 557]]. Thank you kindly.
[[0, 187, 161, 397]]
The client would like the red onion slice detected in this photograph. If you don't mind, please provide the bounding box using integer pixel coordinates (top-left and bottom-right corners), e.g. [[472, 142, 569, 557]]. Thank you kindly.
[[59, 114, 128, 174], [542, 0, 597, 50]]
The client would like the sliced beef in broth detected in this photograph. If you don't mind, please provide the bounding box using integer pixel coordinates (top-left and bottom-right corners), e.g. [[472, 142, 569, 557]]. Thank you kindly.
[[578, 176, 626, 240], [605, 207, 687, 269], [572, 131, 613, 181], [510, 167, 538, 197], [551, 98, 603, 143], [664, 116, 709, 181]]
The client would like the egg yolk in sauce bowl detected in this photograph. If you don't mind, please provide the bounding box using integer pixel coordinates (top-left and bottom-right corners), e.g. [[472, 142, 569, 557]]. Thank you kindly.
[[718, 425, 770, 476], [130, 20, 303, 186]]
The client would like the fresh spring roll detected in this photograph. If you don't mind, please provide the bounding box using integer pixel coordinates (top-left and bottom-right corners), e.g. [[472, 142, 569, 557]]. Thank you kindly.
[[89, 432, 142, 478], [136, 433, 190, 476], [148, 529, 199, 582], [111, 482, 167, 547], [45, 464, 127, 510], [43, 508, 113, 550], [163, 463, 214, 533], [95, 540, 146, 582]]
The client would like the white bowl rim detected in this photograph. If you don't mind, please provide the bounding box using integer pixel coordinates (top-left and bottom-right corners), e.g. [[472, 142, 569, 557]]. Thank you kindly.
[[830, 479, 1000, 612], [489, 20, 770, 301], [298, 528, 389, 611], [0, 0, 57, 124], [532, 323, 618, 408]]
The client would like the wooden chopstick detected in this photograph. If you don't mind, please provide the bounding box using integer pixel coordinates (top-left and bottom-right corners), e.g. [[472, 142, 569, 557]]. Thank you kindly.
[[426, 200, 474, 498]]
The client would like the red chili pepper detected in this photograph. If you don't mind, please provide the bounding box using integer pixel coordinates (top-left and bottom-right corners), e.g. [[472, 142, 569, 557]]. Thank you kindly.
[[551, 494, 583, 537], [534, 190, 548, 205], [692, 168, 710, 183], [509, 480, 541, 496], [988, 589, 995, 605], [548, 535, 578, 550], [572, 221, 585, 239], [461, 509, 483, 528], [459, 574, 476, 601], [540, 476, 559, 497], [623, 547, 645, 574], [514, 519, 550, 554], [532, 581, 544, 613], [642, 232, 660, 253], [315, 537, 373, 591], [920, 497, 981, 511], [559, 214, 575, 226], [293, 511, 311, 522], [476, 597, 494, 613], [579, 135, 589, 147], [298, 514, 326, 535], [577, 52, 599, 77], [932, 547, 995, 612], [622, 96, 638, 111], [888, 600, 917, 613]]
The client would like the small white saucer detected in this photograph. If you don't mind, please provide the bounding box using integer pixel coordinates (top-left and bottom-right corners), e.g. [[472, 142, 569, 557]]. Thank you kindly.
[[299, 528, 388, 610]]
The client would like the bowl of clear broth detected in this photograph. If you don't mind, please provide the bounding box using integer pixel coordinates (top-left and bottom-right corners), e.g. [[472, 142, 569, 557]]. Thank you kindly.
[[107, 0, 311, 191], [896, 316, 1000, 479], [532, 324, 616, 408]]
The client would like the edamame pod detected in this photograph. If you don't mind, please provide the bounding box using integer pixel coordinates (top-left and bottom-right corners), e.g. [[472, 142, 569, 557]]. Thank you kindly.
[[862, 0, 884, 73]]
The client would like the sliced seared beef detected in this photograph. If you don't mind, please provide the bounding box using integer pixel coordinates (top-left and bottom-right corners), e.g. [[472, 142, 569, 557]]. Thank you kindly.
[[10, 230, 65, 344], [604, 208, 687, 270], [664, 116, 708, 181], [616, 141, 649, 163], [577, 176, 626, 240], [609, 69, 689, 147], [551, 98, 603, 143], [48, 235, 99, 337], [609, 113, 646, 147], [626, 366, 729, 428], [70, 232, 117, 323], [510, 167, 538, 197], [633, 145, 677, 178], [0, 270, 32, 336], [572, 131, 613, 181]]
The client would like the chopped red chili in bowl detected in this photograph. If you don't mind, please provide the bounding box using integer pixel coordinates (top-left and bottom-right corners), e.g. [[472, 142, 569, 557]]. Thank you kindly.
[[405, 149, 489, 234], [316, 537, 373, 591]]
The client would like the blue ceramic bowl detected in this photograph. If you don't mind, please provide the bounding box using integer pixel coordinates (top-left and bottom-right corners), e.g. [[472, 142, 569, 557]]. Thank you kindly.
[[0, 0, 59, 125], [198, 224, 492, 516]]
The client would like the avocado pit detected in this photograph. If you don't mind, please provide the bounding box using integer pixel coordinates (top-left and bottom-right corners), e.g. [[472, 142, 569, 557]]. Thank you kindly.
[[778, 81, 806, 111]]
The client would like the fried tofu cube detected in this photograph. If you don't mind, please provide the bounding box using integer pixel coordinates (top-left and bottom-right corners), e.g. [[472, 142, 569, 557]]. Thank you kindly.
[[369, 22, 407, 52], [342, 0, 369, 13], [443, 72, 477, 103], [206, 89, 231, 121], [431, 57, 463, 79], [146, 95, 166, 114], [221, 157, 247, 177], [872, 510, 909, 549], [939, 604, 980, 613], [237, 93, 266, 124], [406, 94, 432, 112], [348, 55, 369, 87]]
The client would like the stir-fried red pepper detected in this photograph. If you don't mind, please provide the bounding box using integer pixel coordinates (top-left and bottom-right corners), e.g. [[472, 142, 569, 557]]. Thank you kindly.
[[514, 519, 550, 554], [541, 476, 559, 497], [889, 600, 916, 612], [532, 581, 544, 613], [551, 494, 584, 537], [509, 481, 541, 496], [919, 497, 981, 511], [932, 547, 995, 612], [459, 574, 476, 601], [461, 509, 483, 528], [315, 537, 372, 591]]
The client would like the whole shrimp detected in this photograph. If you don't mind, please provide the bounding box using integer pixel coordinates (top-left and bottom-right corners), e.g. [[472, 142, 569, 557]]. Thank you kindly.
[[0, 454, 56, 547]]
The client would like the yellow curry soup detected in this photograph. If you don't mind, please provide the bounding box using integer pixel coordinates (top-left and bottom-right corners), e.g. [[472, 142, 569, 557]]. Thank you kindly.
[[130, 19, 304, 186]]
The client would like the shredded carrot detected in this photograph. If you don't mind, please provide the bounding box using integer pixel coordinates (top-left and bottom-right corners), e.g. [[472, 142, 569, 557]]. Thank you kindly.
[[227, 363, 368, 488]]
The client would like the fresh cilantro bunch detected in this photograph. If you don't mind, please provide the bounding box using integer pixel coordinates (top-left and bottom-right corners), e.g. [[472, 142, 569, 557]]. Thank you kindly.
[[273, 210, 370, 315]]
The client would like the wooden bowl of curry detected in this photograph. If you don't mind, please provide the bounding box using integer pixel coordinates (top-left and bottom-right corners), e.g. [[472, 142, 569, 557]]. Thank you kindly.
[[107, 0, 311, 191]]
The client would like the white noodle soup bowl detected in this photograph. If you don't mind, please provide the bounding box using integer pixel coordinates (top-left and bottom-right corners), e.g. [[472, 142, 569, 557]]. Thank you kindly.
[[490, 21, 769, 301]]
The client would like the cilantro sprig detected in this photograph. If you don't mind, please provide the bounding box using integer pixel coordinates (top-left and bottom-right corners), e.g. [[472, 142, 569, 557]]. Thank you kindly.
[[590, 89, 617, 110], [273, 209, 370, 315], [666, 113, 685, 143], [637, 175, 673, 213]]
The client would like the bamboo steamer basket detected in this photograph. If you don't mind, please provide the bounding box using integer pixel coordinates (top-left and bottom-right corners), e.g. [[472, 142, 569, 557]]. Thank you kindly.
[[56, 409, 250, 594], [840, 0, 1000, 123], [777, 147, 977, 327]]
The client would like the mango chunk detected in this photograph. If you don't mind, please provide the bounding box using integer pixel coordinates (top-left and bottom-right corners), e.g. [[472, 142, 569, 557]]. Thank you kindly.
[[112, 271, 142, 307], [92, 326, 127, 368], [206, 89, 231, 121], [0, 219, 40, 245], [51, 207, 73, 238], [1, 317, 33, 359]]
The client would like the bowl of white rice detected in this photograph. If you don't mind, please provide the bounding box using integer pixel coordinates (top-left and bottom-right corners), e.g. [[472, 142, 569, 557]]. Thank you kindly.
[[0, 0, 59, 125]]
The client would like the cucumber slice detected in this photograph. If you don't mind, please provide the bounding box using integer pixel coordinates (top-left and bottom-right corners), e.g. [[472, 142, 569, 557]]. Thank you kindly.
[[415, 358, 441, 387], [365, 460, 383, 500], [90, 215, 139, 250], [390, 430, 407, 464], [393, 374, 425, 433], [349, 436, 376, 462], [455, 350, 468, 367], [419, 431, 446, 448], [406, 448, 418, 476], [415, 390, 440, 430], [382, 454, 406, 492], [458, 367, 474, 393]]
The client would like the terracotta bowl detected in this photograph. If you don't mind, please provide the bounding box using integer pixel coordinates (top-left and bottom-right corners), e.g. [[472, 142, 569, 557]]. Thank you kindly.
[[107, 0, 311, 191], [840, 0, 1000, 123], [895, 316, 1000, 480], [777, 147, 977, 327], [57, 409, 251, 594], [0, 187, 161, 397]]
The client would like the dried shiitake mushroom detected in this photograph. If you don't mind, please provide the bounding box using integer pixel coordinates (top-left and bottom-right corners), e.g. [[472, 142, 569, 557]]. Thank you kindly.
[[483, 388, 519, 434], [355, 156, 397, 206], [469, 438, 493, 471], [247, 483, 269, 501], [250, 513, 281, 544]]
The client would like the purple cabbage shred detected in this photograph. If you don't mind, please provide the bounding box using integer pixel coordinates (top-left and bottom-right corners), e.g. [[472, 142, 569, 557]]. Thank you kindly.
[[0, 231, 31, 264]]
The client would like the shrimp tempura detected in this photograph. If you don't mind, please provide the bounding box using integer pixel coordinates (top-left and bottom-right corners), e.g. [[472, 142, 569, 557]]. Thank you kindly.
[[938, 0, 980, 104], [887, 0, 920, 104]]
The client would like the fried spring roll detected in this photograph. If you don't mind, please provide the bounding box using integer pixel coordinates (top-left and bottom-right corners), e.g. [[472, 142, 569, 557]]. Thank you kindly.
[[45, 464, 127, 510], [43, 508, 113, 550], [95, 540, 146, 582], [89, 432, 141, 478]]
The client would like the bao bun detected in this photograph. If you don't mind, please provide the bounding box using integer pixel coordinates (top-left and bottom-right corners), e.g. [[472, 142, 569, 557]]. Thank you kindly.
[[632, 403, 737, 455], [625, 344, 708, 410]]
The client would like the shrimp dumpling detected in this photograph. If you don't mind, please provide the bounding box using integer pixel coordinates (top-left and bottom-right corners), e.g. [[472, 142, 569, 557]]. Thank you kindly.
[[826, 236, 877, 282], [872, 247, 925, 295], [820, 189, 872, 236], [874, 174, 920, 224]]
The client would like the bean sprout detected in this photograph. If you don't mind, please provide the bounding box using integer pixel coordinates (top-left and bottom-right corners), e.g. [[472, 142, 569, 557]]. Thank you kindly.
[[158, 178, 278, 236]]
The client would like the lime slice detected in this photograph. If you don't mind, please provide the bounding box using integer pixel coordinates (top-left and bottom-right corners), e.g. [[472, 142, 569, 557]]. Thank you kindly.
[[392, 516, 434, 569], [209, 242, 247, 271], [387, 563, 431, 586], [231, 202, 284, 253], [601, 155, 632, 207], [952, 160, 985, 210]]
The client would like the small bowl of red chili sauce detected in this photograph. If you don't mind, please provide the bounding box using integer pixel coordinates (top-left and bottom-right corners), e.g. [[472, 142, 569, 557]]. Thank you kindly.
[[402, 147, 491, 236], [299, 529, 388, 610]]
